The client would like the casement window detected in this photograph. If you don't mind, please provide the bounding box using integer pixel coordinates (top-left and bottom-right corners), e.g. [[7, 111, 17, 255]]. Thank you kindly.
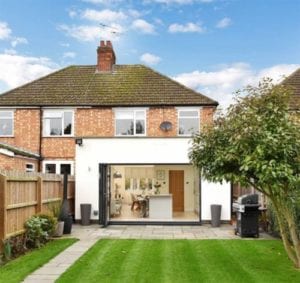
[[43, 110, 73, 137], [43, 160, 74, 175], [25, 163, 35, 172], [115, 109, 146, 136], [0, 110, 14, 136], [178, 109, 200, 136]]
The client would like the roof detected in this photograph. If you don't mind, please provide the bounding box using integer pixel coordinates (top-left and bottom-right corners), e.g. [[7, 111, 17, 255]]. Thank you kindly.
[[0, 65, 218, 107], [282, 68, 300, 110], [0, 142, 40, 159]]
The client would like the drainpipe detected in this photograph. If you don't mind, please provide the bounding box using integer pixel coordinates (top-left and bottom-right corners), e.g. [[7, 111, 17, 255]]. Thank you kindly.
[[38, 107, 43, 172]]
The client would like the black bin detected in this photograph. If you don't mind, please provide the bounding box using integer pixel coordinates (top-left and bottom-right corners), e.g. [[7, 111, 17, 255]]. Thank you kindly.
[[211, 204, 222, 227], [80, 203, 92, 225]]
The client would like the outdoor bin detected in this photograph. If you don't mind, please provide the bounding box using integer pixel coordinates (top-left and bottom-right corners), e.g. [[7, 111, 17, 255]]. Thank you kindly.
[[63, 215, 73, 234], [80, 203, 92, 225], [211, 204, 222, 227]]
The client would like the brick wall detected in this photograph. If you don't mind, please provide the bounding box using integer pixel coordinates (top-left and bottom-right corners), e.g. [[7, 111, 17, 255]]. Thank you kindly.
[[0, 109, 40, 154], [0, 106, 216, 172], [147, 107, 178, 137], [76, 108, 114, 137], [0, 154, 38, 171]]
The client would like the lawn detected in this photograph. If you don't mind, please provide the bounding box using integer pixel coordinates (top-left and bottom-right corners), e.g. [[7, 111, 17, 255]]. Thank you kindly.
[[0, 238, 77, 283], [57, 239, 300, 283]]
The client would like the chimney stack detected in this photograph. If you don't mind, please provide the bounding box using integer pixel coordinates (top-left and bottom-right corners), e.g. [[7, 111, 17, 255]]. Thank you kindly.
[[96, 40, 116, 72]]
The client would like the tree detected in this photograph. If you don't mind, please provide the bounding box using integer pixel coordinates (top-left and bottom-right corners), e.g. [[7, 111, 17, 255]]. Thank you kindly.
[[190, 79, 300, 268]]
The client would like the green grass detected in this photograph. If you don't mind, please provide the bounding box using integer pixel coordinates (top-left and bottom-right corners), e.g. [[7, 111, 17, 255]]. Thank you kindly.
[[57, 239, 300, 283], [0, 238, 77, 283]]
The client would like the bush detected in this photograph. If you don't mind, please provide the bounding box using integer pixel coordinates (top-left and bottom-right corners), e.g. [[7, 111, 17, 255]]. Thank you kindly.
[[24, 214, 56, 248], [38, 214, 57, 236]]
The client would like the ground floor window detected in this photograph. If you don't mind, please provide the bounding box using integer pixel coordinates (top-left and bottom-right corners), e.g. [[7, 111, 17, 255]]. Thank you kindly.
[[43, 160, 74, 175], [109, 165, 200, 222]]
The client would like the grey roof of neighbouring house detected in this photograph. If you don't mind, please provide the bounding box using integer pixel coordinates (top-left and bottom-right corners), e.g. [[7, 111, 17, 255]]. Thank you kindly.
[[0, 64, 218, 107], [282, 68, 300, 110], [0, 142, 40, 159]]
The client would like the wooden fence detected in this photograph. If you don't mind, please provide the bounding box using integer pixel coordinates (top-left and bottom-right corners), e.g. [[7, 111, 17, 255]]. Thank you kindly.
[[0, 170, 75, 251]]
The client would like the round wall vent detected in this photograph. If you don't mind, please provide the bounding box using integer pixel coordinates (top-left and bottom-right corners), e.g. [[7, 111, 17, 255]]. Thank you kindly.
[[160, 121, 173, 132]]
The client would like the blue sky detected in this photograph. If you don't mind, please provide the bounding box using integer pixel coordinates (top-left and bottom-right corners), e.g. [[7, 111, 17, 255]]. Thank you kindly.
[[0, 0, 299, 108]]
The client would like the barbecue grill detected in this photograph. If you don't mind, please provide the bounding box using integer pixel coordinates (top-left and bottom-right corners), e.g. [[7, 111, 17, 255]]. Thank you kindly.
[[233, 194, 260, 237]]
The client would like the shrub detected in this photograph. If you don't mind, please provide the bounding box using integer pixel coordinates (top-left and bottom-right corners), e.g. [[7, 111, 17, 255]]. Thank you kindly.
[[24, 214, 56, 248], [38, 214, 57, 237]]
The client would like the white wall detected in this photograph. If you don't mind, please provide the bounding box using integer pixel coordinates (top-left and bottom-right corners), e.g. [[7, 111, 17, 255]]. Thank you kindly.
[[75, 138, 191, 220], [75, 138, 231, 221], [201, 179, 231, 221]]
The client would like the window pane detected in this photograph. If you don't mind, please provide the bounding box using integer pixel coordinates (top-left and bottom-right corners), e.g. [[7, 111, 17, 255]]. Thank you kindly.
[[116, 119, 134, 135], [135, 111, 145, 120], [64, 112, 72, 135], [60, 164, 71, 175], [179, 110, 198, 117], [135, 120, 145, 134], [179, 118, 199, 135], [46, 164, 56, 174], [0, 119, 13, 135], [0, 111, 13, 118], [50, 118, 62, 135], [115, 111, 133, 119]]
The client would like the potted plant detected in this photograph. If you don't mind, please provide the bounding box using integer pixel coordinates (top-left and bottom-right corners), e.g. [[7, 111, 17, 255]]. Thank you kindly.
[[49, 201, 64, 237]]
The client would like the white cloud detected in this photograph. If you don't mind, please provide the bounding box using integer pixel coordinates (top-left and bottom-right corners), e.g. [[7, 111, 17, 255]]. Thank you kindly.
[[0, 53, 58, 92], [81, 9, 127, 22], [140, 53, 161, 65], [58, 24, 122, 42], [216, 17, 232, 29], [132, 19, 155, 34], [173, 63, 299, 109], [63, 52, 76, 59], [69, 10, 77, 18], [0, 21, 11, 39], [60, 42, 70, 47], [11, 37, 28, 47], [4, 49, 17, 55], [168, 22, 204, 33]]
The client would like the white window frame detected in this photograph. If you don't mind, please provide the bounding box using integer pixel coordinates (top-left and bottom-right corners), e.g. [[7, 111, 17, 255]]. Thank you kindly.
[[25, 163, 35, 172], [114, 108, 147, 137], [43, 160, 74, 175], [43, 109, 74, 137], [0, 110, 14, 137], [177, 108, 200, 137]]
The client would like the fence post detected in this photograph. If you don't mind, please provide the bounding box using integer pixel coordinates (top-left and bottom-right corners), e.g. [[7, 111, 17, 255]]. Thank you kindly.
[[0, 174, 7, 251], [36, 176, 42, 213]]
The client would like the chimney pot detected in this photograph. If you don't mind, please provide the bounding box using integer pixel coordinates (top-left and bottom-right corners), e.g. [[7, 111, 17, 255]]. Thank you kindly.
[[100, 40, 105, 47]]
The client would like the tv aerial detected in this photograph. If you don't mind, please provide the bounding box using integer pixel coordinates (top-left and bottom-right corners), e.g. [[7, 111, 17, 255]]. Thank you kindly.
[[99, 23, 122, 35]]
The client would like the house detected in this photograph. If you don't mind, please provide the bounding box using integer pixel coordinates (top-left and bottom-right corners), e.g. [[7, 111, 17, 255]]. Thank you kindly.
[[0, 40, 231, 225]]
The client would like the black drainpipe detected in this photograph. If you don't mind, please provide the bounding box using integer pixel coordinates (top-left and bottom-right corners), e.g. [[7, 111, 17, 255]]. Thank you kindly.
[[38, 107, 43, 172]]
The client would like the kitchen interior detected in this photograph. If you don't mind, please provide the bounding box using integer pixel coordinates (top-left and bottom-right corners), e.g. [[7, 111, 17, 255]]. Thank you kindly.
[[110, 165, 200, 222]]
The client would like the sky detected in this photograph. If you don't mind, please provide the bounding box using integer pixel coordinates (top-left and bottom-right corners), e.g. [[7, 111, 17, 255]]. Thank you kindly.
[[0, 0, 299, 109]]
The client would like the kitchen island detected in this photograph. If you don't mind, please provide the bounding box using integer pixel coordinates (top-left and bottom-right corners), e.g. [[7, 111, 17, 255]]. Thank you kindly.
[[149, 194, 172, 219]]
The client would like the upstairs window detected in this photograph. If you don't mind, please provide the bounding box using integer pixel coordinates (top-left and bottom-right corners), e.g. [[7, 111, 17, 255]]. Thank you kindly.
[[178, 109, 199, 136], [115, 109, 146, 136], [43, 110, 73, 137], [0, 110, 14, 136]]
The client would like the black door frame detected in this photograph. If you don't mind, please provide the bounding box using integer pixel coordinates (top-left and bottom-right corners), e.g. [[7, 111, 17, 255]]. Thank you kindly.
[[99, 163, 202, 226]]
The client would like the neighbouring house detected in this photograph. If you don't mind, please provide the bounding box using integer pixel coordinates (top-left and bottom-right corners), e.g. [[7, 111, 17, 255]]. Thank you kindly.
[[0, 40, 231, 225]]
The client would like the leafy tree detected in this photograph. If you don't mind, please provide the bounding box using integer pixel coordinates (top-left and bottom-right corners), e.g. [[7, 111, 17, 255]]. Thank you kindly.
[[190, 79, 300, 268]]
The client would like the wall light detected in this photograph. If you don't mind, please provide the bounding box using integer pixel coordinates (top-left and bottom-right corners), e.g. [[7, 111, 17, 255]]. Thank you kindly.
[[75, 138, 83, 146]]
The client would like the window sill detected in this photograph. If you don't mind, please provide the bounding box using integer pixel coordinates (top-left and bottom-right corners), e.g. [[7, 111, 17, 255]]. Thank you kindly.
[[43, 135, 74, 138], [0, 135, 14, 138]]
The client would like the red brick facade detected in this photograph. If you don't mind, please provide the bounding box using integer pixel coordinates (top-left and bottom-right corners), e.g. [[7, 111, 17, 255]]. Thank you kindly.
[[0, 154, 38, 171], [0, 106, 216, 171]]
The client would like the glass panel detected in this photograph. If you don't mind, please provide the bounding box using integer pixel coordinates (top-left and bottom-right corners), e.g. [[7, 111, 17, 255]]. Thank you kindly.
[[63, 112, 72, 135], [50, 118, 62, 135], [135, 120, 145, 134], [179, 110, 198, 117], [45, 164, 56, 174], [179, 118, 199, 135], [135, 110, 145, 120], [44, 111, 62, 118], [0, 111, 13, 118], [115, 111, 133, 119], [60, 164, 71, 175], [116, 119, 134, 135], [0, 119, 13, 135]]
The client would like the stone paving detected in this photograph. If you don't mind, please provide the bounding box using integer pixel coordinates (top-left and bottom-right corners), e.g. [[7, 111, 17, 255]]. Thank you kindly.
[[23, 224, 274, 283]]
